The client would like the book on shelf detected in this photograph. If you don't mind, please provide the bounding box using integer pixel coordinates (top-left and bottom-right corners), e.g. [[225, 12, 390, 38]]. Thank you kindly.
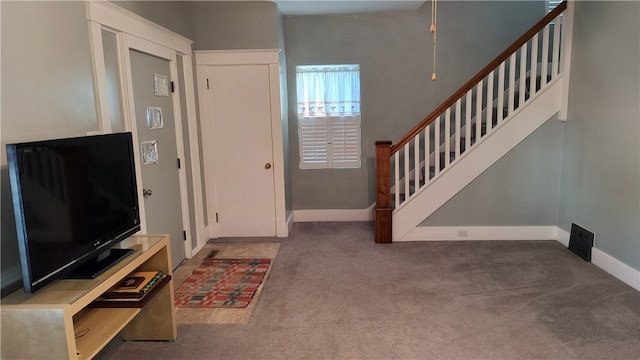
[[101, 271, 165, 300], [116, 275, 146, 290]]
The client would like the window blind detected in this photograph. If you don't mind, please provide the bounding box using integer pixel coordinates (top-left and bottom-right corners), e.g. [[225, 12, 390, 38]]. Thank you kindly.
[[298, 116, 361, 169], [548, 0, 562, 12]]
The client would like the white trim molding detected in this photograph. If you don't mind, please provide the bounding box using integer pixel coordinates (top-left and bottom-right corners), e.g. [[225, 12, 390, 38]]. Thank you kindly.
[[287, 211, 295, 234], [592, 248, 640, 292], [408, 226, 640, 292], [294, 205, 375, 223], [195, 49, 281, 66], [86, 0, 193, 55], [556, 227, 571, 247], [557, 228, 639, 291], [402, 226, 559, 242]]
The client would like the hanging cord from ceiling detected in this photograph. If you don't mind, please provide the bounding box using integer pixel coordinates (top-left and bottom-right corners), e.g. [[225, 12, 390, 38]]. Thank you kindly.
[[430, 0, 437, 81]]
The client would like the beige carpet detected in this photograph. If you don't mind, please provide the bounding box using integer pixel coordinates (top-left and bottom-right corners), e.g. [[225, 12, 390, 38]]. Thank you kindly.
[[172, 242, 280, 324], [97, 222, 640, 360]]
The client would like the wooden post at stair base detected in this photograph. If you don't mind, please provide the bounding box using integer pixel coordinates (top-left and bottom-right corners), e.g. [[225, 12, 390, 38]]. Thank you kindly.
[[375, 141, 392, 243]]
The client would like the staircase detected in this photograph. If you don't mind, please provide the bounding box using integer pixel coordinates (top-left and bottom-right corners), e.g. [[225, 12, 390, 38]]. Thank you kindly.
[[374, 2, 569, 243]]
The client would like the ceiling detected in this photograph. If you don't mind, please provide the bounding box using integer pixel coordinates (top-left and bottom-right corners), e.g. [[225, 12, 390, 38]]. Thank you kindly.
[[275, 1, 428, 16], [187, 1, 428, 16]]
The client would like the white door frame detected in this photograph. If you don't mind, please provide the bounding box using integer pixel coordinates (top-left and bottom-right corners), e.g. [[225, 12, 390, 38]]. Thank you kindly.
[[86, 0, 207, 257], [195, 49, 289, 238]]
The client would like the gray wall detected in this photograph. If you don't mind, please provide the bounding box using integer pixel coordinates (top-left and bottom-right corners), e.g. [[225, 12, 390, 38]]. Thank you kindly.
[[0, 0, 199, 296], [1, 1, 98, 294], [111, 1, 195, 39], [192, 1, 280, 50], [422, 117, 563, 226], [284, 1, 544, 210], [557, 1, 639, 270]]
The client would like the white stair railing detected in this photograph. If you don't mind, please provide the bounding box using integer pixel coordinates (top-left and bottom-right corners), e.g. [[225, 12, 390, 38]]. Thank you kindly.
[[391, 8, 566, 211], [375, 2, 568, 243]]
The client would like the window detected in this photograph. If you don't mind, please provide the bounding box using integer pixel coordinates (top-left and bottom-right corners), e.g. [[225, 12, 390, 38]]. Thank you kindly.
[[296, 64, 361, 169], [547, 0, 562, 13]]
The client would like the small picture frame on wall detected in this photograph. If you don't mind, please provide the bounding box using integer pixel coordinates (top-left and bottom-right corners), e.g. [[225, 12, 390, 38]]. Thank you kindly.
[[153, 74, 169, 96], [141, 141, 159, 164], [146, 107, 163, 129]]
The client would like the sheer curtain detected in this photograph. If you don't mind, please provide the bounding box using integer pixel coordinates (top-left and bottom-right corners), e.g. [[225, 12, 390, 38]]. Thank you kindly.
[[296, 65, 360, 117]]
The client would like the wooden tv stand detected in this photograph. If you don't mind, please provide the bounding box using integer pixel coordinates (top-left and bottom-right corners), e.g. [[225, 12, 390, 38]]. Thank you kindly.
[[1, 234, 177, 360]]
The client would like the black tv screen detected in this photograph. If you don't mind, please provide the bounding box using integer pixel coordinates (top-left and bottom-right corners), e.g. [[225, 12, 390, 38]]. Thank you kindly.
[[6, 132, 140, 293]]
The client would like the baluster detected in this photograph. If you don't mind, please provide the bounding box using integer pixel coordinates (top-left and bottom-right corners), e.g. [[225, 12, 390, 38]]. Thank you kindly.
[[394, 152, 400, 208], [404, 145, 410, 200], [434, 115, 440, 176], [465, 90, 472, 147], [508, 53, 517, 115], [475, 81, 483, 141], [542, 24, 550, 87], [519, 42, 527, 108], [444, 108, 451, 167], [414, 135, 420, 193], [486, 70, 494, 133], [552, 14, 561, 78], [424, 125, 430, 182], [497, 62, 505, 124], [530, 33, 539, 95], [455, 99, 461, 158]]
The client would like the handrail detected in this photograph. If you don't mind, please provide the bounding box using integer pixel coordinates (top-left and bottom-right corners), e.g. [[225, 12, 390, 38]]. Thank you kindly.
[[375, 1, 568, 243], [390, 0, 567, 154]]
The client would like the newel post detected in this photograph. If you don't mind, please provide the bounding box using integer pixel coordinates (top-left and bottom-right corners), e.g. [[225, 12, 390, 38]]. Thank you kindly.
[[375, 141, 392, 243]]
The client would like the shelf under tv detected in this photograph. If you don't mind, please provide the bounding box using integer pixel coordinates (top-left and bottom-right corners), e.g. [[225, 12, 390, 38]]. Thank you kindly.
[[0, 234, 177, 360]]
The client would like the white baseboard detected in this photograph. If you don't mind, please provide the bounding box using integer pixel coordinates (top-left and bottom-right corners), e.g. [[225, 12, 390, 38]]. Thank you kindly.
[[557, 227, 639, 290], [286, 211, 295, 235], [556, 228, 570, 247], [409, 226, 639, 291], [592, 247, 640, 291], [293, 205, 374, 222], [401, 226, 558, 241]]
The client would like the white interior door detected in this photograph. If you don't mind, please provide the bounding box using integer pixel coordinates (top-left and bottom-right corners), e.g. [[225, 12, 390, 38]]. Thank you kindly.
[[205, 64, 277, 237]]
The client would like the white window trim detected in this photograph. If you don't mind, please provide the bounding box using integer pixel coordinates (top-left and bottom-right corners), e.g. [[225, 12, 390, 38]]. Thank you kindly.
[[296, 64, 361, 170]]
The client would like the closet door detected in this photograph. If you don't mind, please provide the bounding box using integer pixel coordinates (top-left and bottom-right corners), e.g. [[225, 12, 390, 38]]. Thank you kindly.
[[204, 64, 277, 237], [128, 48, 186, 267]]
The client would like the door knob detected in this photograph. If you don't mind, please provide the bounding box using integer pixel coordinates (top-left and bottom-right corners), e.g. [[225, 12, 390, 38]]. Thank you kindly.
[[265, 163, 272, 170], [143, 188, 153, 198]]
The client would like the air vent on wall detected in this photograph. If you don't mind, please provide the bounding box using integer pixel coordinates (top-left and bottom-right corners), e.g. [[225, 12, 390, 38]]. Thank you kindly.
[[568, 223, 595, 262]]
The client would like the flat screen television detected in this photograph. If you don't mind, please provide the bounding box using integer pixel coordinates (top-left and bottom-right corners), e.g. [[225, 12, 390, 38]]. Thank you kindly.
[[6, 132, 141, 293]]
